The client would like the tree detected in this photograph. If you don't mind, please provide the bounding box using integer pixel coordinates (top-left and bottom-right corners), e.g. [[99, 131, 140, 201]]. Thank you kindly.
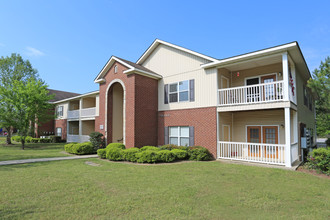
[[0, 53, 54, 148], [307, 56, 330, 137]]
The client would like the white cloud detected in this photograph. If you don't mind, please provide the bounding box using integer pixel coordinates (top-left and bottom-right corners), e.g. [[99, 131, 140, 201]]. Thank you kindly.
[[25, 46, 45, 57]]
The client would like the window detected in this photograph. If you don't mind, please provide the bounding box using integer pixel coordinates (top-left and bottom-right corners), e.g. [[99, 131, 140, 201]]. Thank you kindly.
[[56, 127, 62, 137], [169, 126, 190, 146], [169, 80, 189, 103], [56, 106, 63, 117], [114, 65, 118, 73]]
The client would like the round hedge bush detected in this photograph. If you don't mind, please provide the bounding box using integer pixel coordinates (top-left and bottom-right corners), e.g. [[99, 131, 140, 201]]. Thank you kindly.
[[136, 150, 159, 163], [123, 148, 140, 162], [97, 148, 107, 159], [157, 150, 176, 162], [188, 146, 212, 161], [106, 143, 125, 150], [106, 147, 124, 161], [171, 149, 188, 160], [140, 146, 160, 151]]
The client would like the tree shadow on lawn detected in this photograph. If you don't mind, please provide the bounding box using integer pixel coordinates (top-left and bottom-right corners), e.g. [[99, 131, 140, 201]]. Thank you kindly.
[[0, 161, 47, 171], [1, 143, 64, 151]]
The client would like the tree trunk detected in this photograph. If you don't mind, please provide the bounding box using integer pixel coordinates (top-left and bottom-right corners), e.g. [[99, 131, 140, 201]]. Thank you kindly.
[[21, 138, 25, 150], [5, 126, 12, 145]]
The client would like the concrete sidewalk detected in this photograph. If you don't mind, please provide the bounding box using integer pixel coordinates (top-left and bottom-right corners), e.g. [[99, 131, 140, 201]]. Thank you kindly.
[[0, 155, 98, 166]]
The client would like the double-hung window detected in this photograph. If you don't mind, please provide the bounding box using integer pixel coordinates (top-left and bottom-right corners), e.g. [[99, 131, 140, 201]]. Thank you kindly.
[[169, 126, 189, 146], [169, 80, 189, 103], [56, 106, 63, 117]]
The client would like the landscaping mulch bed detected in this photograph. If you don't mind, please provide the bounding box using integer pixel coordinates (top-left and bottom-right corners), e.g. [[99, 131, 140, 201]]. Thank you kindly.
[[297, 166, 330, 179]]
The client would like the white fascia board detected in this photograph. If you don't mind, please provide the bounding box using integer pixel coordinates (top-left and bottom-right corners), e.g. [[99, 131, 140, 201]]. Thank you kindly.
[[136, 39, 217, 65], [201, 42, 297, 69], [94, 56, 135, 83], [123, 68, 162, 80], [51, 91, 100, 104]]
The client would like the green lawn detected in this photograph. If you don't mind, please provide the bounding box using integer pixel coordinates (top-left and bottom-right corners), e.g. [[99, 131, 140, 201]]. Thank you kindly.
[[0, 159, 329, 219], [0, 137, 67, 161]]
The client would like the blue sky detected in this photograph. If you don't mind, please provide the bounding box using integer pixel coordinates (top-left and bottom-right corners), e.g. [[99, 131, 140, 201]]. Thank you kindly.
[[1, 0, 329, 94]]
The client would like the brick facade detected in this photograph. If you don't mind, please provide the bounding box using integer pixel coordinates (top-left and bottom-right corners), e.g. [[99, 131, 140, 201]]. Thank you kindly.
[[55, 119, 67, 140], [95, 61, 158, 148], [158, 107, 217, 157]]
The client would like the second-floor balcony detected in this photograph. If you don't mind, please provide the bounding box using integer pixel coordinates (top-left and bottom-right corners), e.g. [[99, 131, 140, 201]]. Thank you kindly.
[[68, 109, 79, 119], [81, 107, 96, 117], [218, 81, 285, 106]]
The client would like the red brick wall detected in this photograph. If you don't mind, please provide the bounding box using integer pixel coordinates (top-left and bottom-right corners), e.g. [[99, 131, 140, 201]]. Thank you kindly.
[[36, 109, 55, 137], [55, 119, 67, 140], [95, 61, 158, 148], [158, 107, 217, 157]]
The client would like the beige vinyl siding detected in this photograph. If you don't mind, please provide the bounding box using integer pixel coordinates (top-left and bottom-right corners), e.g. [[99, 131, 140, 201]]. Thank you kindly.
[[229, 63, 283, 88], [295, 70, 316, 139], [141, 44, 217, 111], [219, 109, 288, 144], [218, 112, 232, 141], [56, 102, 69, 119]]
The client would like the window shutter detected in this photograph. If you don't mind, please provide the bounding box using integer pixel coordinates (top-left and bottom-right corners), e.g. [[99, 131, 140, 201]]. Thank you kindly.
[[189, 126, 194, 146], [164, 84, 169, 104], [189, 79, 195, 102], [164, 127, 169, 145]]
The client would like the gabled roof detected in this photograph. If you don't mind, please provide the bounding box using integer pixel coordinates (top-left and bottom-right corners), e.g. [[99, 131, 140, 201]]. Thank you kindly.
[[136, 39, 218, 65], [47, 89, 81, 103], [94, 56, 162, 83], [51, 90, 99, 104]]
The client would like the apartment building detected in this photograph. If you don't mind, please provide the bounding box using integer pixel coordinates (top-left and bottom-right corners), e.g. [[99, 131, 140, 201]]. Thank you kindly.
[[48, 39, 315, 167]]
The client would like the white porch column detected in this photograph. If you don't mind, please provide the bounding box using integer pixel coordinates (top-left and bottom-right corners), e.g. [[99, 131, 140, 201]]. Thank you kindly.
[[79, 99, 82, 141], [293, 110, 298, 143], [282, 52, 289, 101], [285, 107, 292, 167]]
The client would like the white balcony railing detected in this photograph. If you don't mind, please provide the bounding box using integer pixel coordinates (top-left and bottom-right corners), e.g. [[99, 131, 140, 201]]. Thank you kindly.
[[218, 141, 286, 165], [218, 81, 284, 106], [81, 107, 96, 117], [68, 110, 79, 119], [67, 135, 90, 143]]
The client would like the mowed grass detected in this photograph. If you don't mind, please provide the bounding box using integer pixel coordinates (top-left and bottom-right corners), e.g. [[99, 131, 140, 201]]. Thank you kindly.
[[0, 137, 67, 161], [0, 159, 329, 219]]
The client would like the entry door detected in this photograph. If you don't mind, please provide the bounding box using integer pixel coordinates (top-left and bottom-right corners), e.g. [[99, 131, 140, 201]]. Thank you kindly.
[[263, 126, 278, 158], [246, 78, 260, 102], [247, 126, 261, 157], [223, 125, 230, 141], [221, 77, 229, 89], [261, 75, 276, 101]]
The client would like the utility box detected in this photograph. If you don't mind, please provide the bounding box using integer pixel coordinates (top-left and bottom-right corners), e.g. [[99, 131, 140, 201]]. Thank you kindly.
[[301, 137, 308, 149]]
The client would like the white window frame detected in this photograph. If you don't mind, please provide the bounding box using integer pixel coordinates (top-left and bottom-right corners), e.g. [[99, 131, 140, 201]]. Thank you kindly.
[[244, 73, 278, 86], [56, 127, 62, 137], [56, 106, 63, 117], [169, 126, 190, 146], [168, 80, 189, 103]]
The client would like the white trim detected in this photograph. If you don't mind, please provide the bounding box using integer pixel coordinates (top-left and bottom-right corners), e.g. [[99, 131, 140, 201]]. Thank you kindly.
[[222, 125, 231, 141], [123, 68, 162, 79], [244, 73, 278, 86], [136, 39, 217, 65], [169, 126, 190, 146], [245, 125, 280, 144], [105, 79, 126, 145], [94, 56, 162, 83], [51, 91, 99, 104], [201, 42, 297, 69]]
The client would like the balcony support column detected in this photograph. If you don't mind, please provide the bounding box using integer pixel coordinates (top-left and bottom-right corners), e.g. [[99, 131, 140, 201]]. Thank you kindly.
[[285, 107, 292, 167], [282, 52, 289, 101]]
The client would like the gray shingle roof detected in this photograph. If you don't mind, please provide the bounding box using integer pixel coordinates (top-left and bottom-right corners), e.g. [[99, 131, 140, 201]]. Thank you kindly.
[[47, 89, 81, 102]]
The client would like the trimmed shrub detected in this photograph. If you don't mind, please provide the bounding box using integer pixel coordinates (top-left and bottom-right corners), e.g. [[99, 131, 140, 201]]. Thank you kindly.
[[157, 150, 176, 162], [64, 143, 76, 154], [106, 143, 125, 150], [159, 144, 188, 151], [74, 142, 95, 155], [49, 135, 62, 143], [136, 150, 159, 163], [307, 147, 330, 175], [97, 148, 107, 159], [25, 136, 33, 143], [106, 147, 124, 161], [171, 149, 188, 160], [188, 146, 212, 161], [90, 132, 106, 151], [140, 146, 160, 151], [40, 138, 51, 143], [123, 148, 140, 162], [31, 138, 40, 143]]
